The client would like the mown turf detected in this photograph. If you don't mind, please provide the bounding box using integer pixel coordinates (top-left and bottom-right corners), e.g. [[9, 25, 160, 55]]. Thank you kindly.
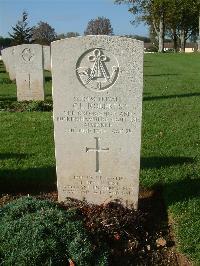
[[0, 112, 55, 192], [142, 53, 200, 263], [0, 60, 16, 101], [0, 54, 199, 263]]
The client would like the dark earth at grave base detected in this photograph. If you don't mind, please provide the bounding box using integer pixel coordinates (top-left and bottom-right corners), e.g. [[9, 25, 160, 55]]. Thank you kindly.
[[0, 187, 192, 266]]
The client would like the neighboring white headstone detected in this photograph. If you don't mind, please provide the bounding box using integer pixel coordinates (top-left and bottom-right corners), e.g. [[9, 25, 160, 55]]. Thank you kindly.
[[15, 44, 44, 101], [52, 36, 143, 209], [6, 46, 16, 80], [1, 48, 10, 72], [43, 46, 51, 71]]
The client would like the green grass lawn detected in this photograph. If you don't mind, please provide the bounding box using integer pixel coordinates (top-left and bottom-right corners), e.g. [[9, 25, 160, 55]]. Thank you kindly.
[[142, 53, 200, 263], [0, 53, 199, 264]]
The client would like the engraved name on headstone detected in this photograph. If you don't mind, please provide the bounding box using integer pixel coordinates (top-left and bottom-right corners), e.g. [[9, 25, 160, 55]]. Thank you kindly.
[[52, 36, 143, 209], [15, 44, 44, 101]]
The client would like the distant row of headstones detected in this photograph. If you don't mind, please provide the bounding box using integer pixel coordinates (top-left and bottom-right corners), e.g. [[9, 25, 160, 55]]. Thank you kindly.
[[1, 36, 143, 209], [1, 44, 51, 101]]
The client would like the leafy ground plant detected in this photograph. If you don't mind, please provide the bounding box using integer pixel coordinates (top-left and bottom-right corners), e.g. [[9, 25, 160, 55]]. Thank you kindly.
[[0, 196, 109, 266], [0, 100, 53, 112]]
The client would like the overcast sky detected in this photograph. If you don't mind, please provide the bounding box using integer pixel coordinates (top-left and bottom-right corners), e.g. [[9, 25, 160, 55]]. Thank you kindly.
[[0, 0, 148, 37]]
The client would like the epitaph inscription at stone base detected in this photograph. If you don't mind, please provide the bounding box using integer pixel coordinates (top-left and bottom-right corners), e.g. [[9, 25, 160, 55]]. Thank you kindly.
[[15, 44, 44, 101], [52, 36, 143, 209]]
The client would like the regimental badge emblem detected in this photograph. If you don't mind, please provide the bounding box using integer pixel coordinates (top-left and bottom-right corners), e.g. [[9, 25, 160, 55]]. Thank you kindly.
[[22, 48, 35, 62], [76, 48, 119, 91]]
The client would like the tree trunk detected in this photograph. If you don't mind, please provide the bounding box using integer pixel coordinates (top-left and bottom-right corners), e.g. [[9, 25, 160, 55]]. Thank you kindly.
[[173, 28, 178, 53], [198, 13, 200, 52], [158, 13, 164, 52], [180, 30, 186, 52]]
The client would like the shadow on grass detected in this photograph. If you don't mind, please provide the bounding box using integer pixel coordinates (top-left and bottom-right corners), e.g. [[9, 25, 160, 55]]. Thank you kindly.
[[143, 92, 200, 101], [141, 157, 199, 205], [0, 153, 29, 160], [0, 96, 17, 102], [145, 73, 179, 77], [0, 69, 6, 73], [45, 76, 52, 82], [138, 186, 170, 240], [141, 156, 194, 169], [165, 178, 200, 206], [0, 166, 56, 193]]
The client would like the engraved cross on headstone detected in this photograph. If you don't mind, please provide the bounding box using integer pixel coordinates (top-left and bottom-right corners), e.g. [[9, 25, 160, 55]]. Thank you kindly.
[[86, 137, 109, 173]]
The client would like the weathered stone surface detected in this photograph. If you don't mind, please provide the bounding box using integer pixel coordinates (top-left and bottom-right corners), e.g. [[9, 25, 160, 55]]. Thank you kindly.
[[43, 46, 51, 71], [15, 44, 44, 101], [7, 46, 16, 80], [1, 48, 10, 72], [51, 36, 143, 209], [1, 47, 16, 80]]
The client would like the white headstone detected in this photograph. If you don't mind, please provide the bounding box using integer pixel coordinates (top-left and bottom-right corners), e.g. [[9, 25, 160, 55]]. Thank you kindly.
[[15, 44, 44, 101], [52, 36, 143, 209], [1, 48, 10, 72], [6, 46, 16, 80], [43, 46, 51, 71], [1, 47, 16, 80]]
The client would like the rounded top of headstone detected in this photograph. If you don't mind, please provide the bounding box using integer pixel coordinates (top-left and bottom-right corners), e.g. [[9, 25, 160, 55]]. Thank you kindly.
[[51, 35, 144, 46]]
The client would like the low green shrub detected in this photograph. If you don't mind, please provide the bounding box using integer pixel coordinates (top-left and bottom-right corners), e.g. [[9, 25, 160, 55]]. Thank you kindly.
[[0, 101, 53, 112], [0, 197, 109, 266], [24, 101, 53, 112], [145, 45, 158, 52]]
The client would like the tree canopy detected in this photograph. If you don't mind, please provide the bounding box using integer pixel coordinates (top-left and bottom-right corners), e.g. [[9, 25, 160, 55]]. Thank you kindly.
[[32, 21, 57, 45], [56, 32, 80, 39], [0, 37, 12, 49], [9, 11, 33, 45], [84, 17, 113, 35], [115, 0, 200, 52]]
